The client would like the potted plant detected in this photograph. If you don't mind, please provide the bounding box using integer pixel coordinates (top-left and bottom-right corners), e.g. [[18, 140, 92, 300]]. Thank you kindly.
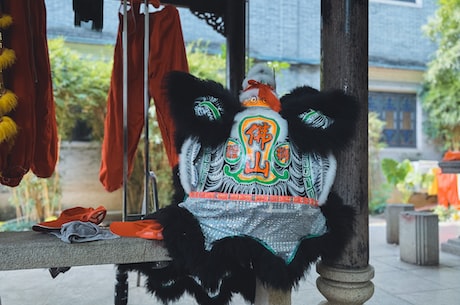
[[381, 158, 436, 244]]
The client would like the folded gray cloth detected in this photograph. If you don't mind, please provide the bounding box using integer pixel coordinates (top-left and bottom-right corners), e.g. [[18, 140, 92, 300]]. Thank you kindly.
[[50, 221, 119, 243]]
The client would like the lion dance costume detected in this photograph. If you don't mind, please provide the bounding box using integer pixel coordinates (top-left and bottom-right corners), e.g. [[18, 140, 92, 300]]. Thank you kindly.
[[121, 64, 359, 304]]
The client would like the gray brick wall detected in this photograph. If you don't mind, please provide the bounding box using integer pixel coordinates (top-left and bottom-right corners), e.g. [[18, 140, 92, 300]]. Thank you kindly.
[[248, 0, 321, 64], [45, 0, 437, 69], [45, 0, 225, 46], [247, 0, 437, 69], [369, 0, 438, 68], [46, 0, 118, 44]]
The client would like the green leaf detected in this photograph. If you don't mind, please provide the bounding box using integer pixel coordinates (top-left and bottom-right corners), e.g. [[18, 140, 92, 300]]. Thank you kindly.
[[421, 0, 460, 150]]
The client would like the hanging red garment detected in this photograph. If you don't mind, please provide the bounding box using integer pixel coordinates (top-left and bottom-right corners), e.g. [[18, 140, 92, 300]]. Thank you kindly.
[[0, 0, 58, 187], [99, 3, 189, 192]]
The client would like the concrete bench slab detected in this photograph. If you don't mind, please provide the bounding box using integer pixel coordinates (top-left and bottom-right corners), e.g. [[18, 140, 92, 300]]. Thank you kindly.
[[0, 231, 170, 271], [0, 231, 291, 305]]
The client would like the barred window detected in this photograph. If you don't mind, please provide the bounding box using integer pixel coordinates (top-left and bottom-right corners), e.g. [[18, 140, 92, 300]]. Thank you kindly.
[[369, 92, 417, 148]]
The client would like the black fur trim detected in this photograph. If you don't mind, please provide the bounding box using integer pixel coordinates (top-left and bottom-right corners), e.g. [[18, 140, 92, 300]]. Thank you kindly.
[[118, 260, 254, 305], [280, 86, 360, 154], [317, 192, 356, 261], [164, 71, 242, 149], [120, 205, 256, 305], [144, 205, 206, 272], [122, 194, 354, 304]]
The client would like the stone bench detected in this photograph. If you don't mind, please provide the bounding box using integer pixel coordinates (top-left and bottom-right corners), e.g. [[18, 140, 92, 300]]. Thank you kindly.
[[0, 231, 170, 270], [0, 230, 170, 305], [0, 231, 291, 305]]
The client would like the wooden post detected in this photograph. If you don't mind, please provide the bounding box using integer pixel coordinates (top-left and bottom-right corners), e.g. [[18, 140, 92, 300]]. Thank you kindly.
[[225, 0, 246, 96], [317, 1, 374, 304]]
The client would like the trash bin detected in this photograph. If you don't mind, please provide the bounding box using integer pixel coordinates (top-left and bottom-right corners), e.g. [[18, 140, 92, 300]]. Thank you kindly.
[[385, 203, 414, 244], [399, 211, 439, 265]]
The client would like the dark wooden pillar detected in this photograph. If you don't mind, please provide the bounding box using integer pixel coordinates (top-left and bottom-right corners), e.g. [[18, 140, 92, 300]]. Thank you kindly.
[[317, 1, 374, 304], [225, 0, 246, 96]]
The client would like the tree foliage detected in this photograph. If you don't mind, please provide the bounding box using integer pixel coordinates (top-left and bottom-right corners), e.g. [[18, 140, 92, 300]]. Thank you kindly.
[[421, 0, 460, 151], [186, 41, 226, 83], [49, 38, 112, 141], [49, 39, 230, 207], [368, 112, 389, 213]]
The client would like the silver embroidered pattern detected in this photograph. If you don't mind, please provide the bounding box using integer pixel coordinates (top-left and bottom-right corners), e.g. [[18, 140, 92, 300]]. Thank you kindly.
[[180, 198, 327, 262], [298, 109, 334, 129], [193, 96, 224, 121], [179, 138, 204, 193], [203, 145, 225, 192]]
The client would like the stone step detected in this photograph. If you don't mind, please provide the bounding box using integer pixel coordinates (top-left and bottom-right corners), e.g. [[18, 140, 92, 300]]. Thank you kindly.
[[441, 237, 460, 256]]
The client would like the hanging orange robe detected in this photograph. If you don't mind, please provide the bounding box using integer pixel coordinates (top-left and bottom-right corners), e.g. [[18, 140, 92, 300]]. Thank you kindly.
[[99, 3, 189, 192]]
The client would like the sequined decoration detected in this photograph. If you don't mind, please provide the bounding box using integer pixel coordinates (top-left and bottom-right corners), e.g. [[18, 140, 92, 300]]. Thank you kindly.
[[180, 197, 327, 262]]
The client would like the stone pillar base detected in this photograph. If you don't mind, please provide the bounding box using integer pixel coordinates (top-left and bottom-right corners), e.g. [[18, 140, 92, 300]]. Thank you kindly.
[[254, 278, 291, 305], [316, 262, 374, 305]]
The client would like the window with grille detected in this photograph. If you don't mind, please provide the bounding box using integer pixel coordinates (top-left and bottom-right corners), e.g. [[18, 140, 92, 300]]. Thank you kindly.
[[369, 92, 417, 148]]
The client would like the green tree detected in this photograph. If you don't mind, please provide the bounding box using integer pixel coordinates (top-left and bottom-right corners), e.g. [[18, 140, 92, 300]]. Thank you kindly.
[[421, 0, 460, 151], [187, 41, 226, 83], [49, 38, 112, 141]]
